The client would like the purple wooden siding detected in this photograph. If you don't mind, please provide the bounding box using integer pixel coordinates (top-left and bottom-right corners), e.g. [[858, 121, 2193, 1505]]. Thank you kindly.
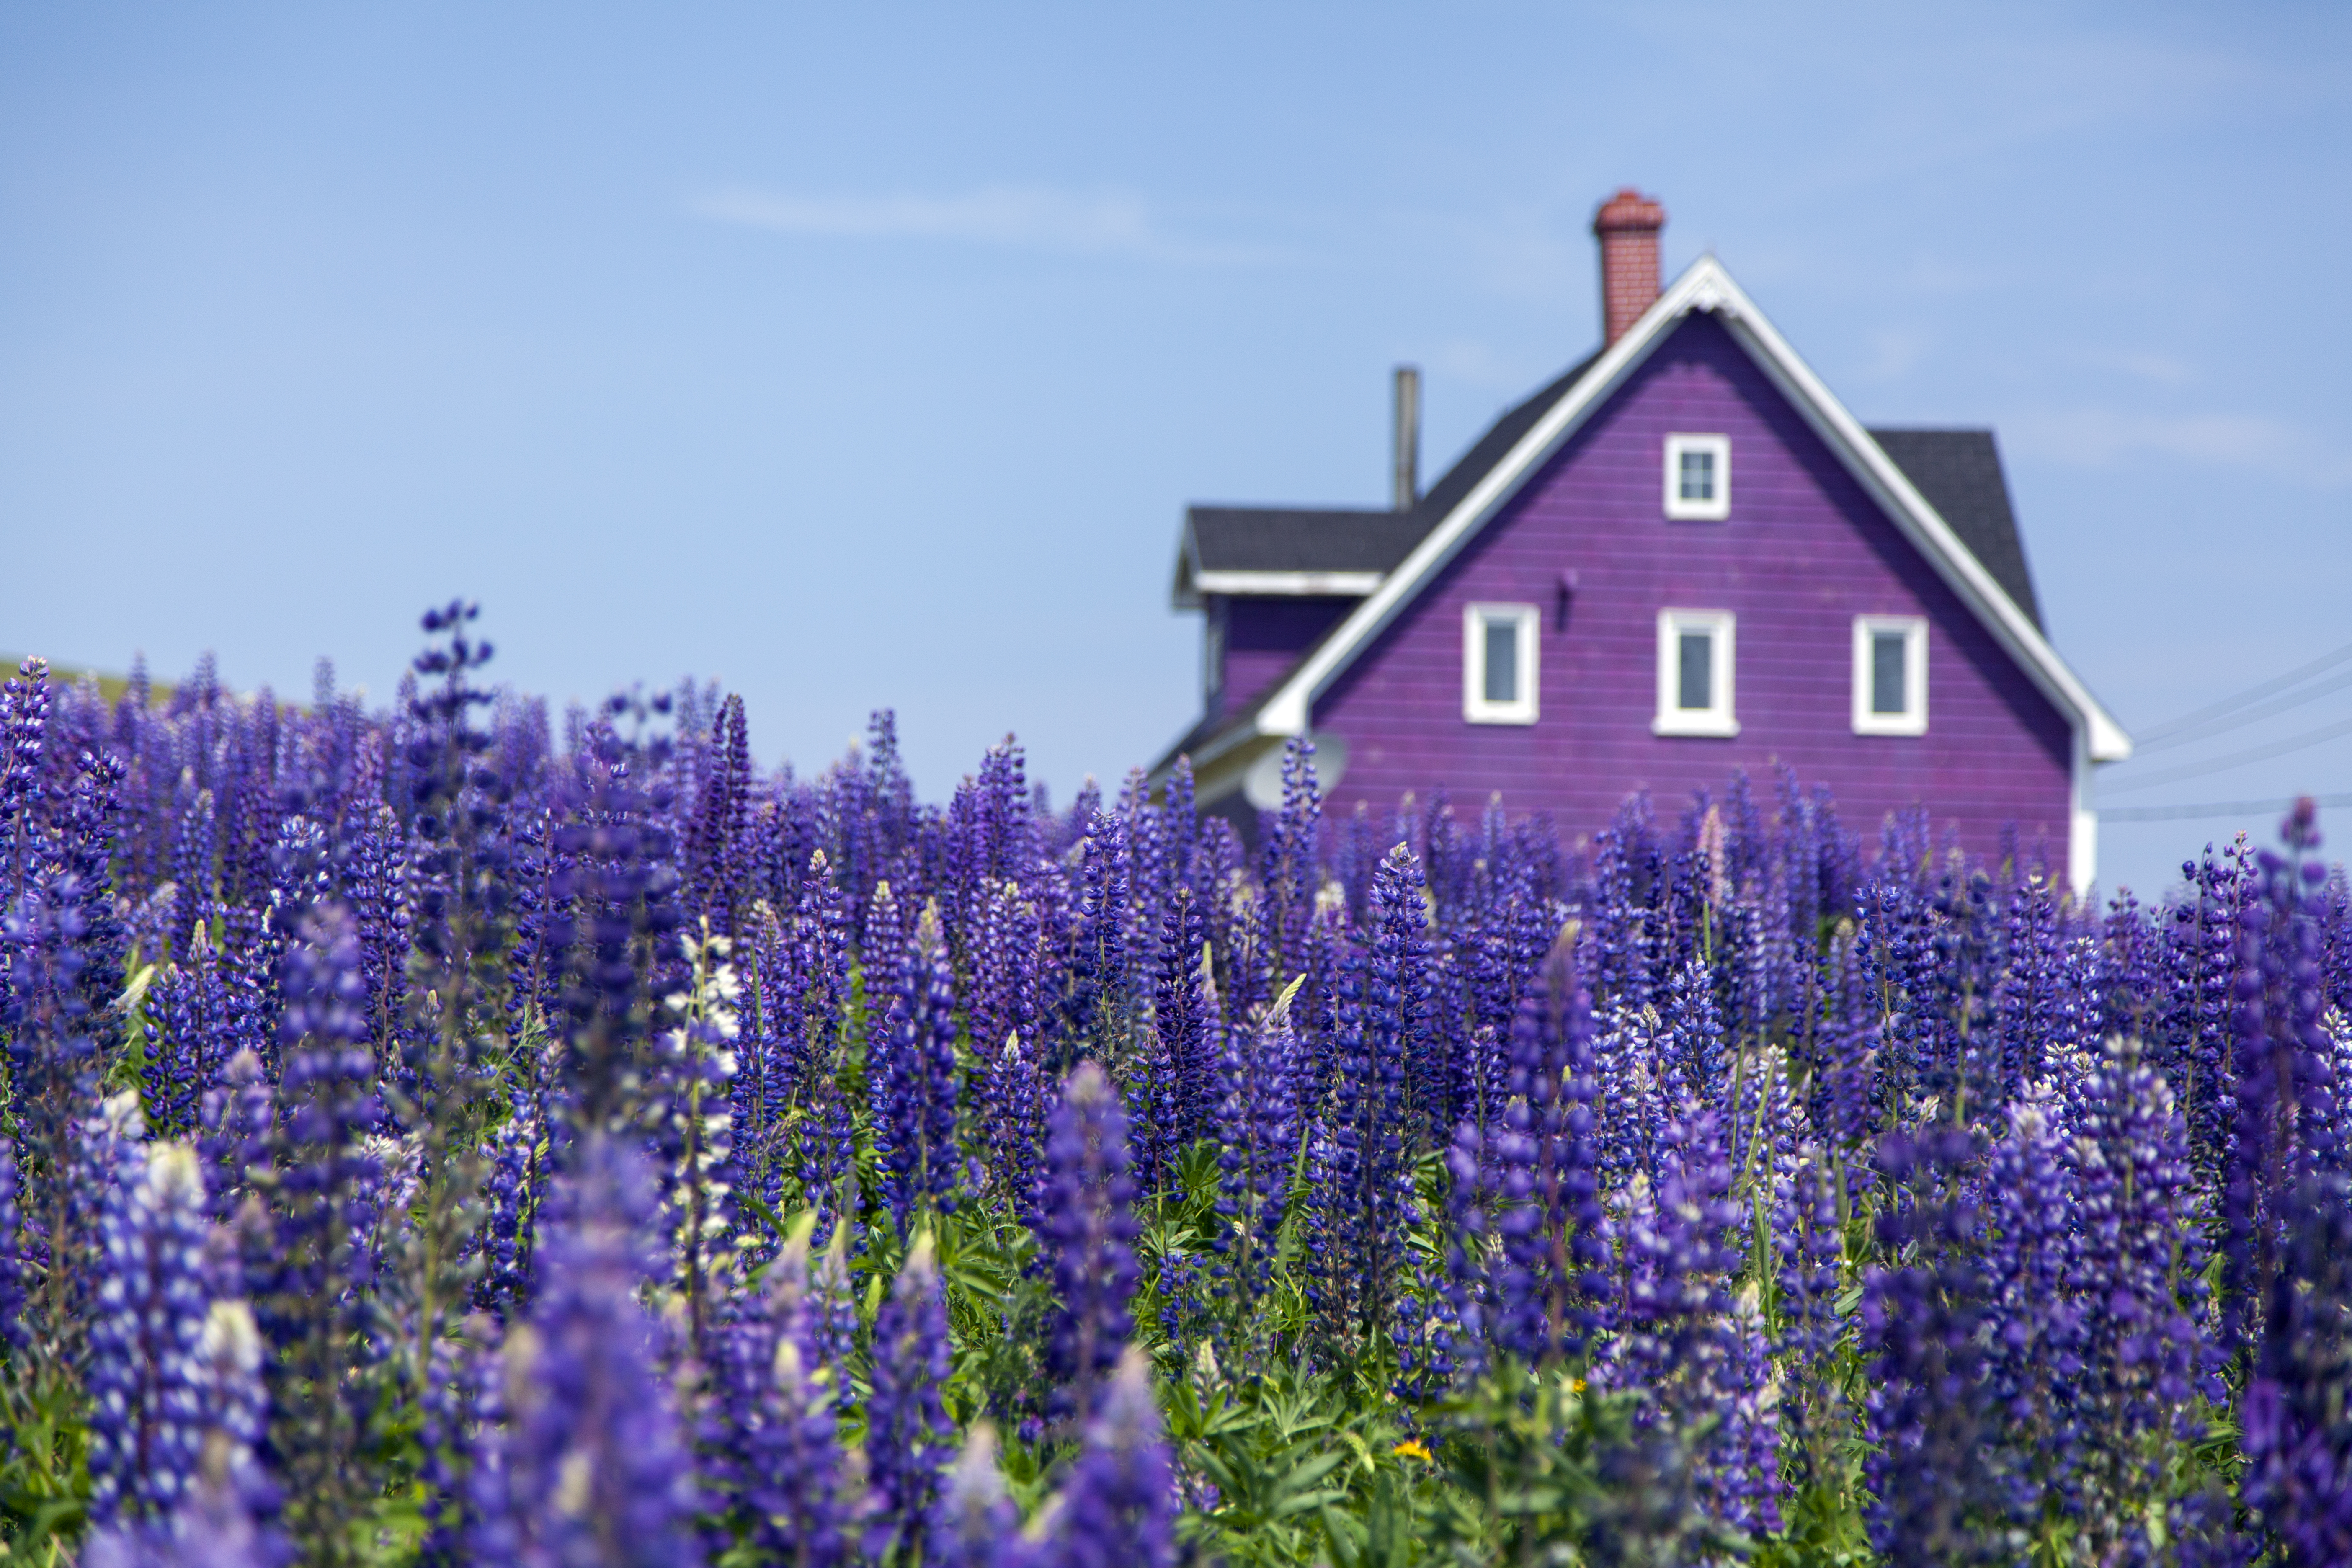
[[1312, 313, 2076, 877], [1220, 596, 1356, 717]]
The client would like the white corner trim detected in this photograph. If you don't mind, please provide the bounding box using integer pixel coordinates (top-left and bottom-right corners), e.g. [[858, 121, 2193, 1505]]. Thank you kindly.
[[1663, 433, 1731, 521], [1191, 570, 1386, 597], [1851, 615, 1929, 736], [1462, 602, 1540, 725], [2068, 730, 2098, 900], [1653, 609, 1739, 737]]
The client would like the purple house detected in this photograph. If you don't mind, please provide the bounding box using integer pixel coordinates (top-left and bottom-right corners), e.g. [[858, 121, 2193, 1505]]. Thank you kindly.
[[1151, 190, 2132, 893]]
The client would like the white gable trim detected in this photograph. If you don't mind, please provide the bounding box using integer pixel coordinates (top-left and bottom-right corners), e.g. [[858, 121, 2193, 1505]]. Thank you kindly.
[[1250, 255, 2134, 788]]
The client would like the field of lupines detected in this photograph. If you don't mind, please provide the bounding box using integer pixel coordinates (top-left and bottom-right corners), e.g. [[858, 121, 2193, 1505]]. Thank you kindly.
[[1, 601, 2349, 1568]]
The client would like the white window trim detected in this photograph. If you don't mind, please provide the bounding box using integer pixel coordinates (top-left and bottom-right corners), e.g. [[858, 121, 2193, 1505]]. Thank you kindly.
[[1852, 614, 1929, 736], [1663, 433, 1731, 521], [1462, 602, 1539, 725], [1654, 609, 1739, 736]]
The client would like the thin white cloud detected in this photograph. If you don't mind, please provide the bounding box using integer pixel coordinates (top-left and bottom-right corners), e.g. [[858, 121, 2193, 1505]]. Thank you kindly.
[[690, 184, 1285, 266], [2009, 406, 2352, 485]]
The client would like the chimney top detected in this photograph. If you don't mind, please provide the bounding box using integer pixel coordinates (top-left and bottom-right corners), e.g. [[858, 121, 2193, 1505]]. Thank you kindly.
[[1593, 188, 1666, 348]]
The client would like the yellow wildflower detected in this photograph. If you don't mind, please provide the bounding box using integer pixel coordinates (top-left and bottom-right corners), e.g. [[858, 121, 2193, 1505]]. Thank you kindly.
[[1391, 1439, 1433, 1463]]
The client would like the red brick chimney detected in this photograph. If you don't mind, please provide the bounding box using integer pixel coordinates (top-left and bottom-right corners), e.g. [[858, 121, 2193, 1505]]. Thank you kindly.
[[1593, 188, 1666, 347]]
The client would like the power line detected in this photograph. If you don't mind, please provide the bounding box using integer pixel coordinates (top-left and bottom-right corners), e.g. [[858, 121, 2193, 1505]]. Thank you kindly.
[[2135, 665, 2352, 755], [2134, 635, 2352, 745], [2103, 711, 2352, 794], [2102, 791, 2352, 823]]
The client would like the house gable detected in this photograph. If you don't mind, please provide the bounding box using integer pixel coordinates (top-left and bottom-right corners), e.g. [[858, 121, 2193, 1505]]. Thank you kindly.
[[1309, 308, 2081, 874]]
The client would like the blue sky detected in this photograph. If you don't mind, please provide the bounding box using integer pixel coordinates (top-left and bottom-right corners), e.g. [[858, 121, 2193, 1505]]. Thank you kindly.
[[2, 2, 2347, 898]]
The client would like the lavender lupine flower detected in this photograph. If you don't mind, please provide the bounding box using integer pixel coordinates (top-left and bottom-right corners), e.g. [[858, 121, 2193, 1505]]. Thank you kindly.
[[1044, 1347, 1177, 1568], [1368, 844, 1436, 1151], [480, 1133, 704, 1568], [873, 906, 963, 1235], [2240, 1171, 2352, 1566], [656, 923, 744, 1361], [931, 1424, 1034, 1568], [88, 1141, 215, 1525], [865, 1234, 956, 1563], [1043, 1061, 1140, 1421]]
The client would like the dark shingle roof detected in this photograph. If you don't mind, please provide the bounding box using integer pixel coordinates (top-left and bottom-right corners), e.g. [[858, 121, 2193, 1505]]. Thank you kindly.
[[1187, 507, 1429, 575], [1867, 428, 2042, 631]]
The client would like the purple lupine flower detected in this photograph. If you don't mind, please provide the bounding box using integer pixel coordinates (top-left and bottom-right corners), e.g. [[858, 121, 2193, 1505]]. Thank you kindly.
[[195, 1047, 272, 1227], [985, 1032, 1048, 1225], [1068, 813, 1135, 1057], [417, 1316, 501, 1568], [2065, 1035, 2213, 1558], [1151, 885, 1215, 1156], [0, 1137, 22, 1349], [474, 1095, 544, 1318], [142, 925, 239, 1140], [932, 1424, 1034, 1568], [1473, 967, 1607, 1373], [2240, 1171, 2352, 1566], [865, 1234, 956, 1563], [1212, 986, 1299, 1324], [1042, 1061, 1140, 1422], [1302, 846, 1418, 1346], [482, 1132, 704, 1568], [1368, 843, 1438, 1151], [709, 1224, 860, 1568], [88, 1140, 219, 1525], [1979, 1086, 2086, 1530], [1042, 1347, 1176, 1568], [1859, 1127, 1999, 1565], [873, 905, 963, 1235], [82, 1476, 287, 1568], [1257, 738, 1322, 1003], [2222, 826, 2341, 1367]]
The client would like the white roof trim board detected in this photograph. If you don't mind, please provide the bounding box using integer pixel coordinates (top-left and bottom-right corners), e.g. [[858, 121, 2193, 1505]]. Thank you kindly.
[[1193, 570, 1385, 597], [1236, 254, 2133, 767]]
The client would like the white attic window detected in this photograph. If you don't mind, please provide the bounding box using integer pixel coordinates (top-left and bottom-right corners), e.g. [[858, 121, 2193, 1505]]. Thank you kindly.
[[1462, 603, 1538, 724], [1654, 609, 1738, 735], [1852, 614, 1928, 735], [1663, 433, 1731, 521]]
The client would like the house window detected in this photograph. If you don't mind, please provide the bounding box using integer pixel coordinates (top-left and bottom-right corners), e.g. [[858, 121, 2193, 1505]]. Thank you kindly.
[[1463, 603, 1539, 725], [1654, 609, 1738, 735], [1852, 615, 1928, 735], [1663, 433, 1731, 521]]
